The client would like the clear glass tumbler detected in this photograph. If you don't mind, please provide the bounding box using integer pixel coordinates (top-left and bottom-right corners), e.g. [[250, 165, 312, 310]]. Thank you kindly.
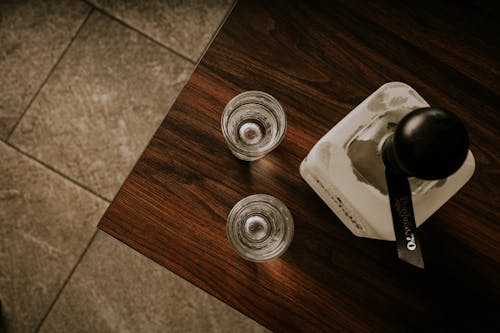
[[226, 194, 294, 262], [221, 91, 287, 161]]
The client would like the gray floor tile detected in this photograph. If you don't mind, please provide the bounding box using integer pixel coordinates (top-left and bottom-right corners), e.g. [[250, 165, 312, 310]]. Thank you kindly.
[[0, 142, 107, 333], [88, 0, 234, 61], [38, 231, 270, 333], [0, 0, 90, 140], [9, 11, 194, 201]]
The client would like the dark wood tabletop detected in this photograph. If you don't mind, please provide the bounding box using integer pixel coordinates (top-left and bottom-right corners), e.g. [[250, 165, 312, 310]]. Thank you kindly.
[[98, 1, 500, 332]]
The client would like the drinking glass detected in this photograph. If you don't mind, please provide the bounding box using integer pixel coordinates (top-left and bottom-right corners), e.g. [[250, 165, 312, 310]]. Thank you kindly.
[[226, 194, 294, 262], [221, 91, 286, 161]]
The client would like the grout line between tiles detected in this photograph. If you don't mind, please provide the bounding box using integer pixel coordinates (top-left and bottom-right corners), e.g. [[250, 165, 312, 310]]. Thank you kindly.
[[4, 141, 111, 203], [196, 0, 238, 66], [5, 8, 94, 142], [87, 4, 196, 65], [34, 230, 99, 333]]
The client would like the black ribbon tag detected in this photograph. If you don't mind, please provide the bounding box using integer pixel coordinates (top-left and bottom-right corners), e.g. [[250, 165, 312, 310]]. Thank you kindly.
[[385, 168, 425, 269]]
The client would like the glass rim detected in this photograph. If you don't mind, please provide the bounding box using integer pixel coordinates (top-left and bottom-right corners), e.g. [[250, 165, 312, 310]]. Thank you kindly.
[[221, 91, 287, 158], [226, 194, 294, 262]]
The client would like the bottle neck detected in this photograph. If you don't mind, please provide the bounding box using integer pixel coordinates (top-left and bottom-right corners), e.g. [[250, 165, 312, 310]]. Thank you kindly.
[[382, 134, 410, 176]]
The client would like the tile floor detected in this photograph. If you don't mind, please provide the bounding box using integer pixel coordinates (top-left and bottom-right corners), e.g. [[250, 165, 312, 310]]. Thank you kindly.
[[0, 1, 268, 332]]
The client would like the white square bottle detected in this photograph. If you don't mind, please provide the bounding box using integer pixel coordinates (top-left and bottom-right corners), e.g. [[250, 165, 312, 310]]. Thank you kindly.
[[300, 82, 475, 241]]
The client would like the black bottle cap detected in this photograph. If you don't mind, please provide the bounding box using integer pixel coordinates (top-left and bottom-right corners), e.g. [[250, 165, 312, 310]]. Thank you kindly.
[[382, 107, 469, 180]]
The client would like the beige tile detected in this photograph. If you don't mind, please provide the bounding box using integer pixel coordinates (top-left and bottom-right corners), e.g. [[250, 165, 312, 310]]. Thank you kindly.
[[0, 142, 107, 332], [0, 0, 90, 139], [39, 231, 270, 333], [88, 0, 233, 61], [9, 11, 194, 201]]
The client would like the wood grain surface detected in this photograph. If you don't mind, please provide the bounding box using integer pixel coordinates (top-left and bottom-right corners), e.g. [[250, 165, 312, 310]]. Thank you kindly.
[[99, 1, 500, 332]]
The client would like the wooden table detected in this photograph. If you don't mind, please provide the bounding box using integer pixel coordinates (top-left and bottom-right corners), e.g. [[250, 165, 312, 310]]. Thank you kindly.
[[99, 1, 500, 332]]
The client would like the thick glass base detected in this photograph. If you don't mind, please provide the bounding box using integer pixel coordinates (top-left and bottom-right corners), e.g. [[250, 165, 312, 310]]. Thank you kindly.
[[221, 91, 286, 161], [226, 194, 294, 261]]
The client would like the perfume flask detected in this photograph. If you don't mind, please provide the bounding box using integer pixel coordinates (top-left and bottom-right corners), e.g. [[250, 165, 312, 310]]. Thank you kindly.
[[300, 82, 475, 241]]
